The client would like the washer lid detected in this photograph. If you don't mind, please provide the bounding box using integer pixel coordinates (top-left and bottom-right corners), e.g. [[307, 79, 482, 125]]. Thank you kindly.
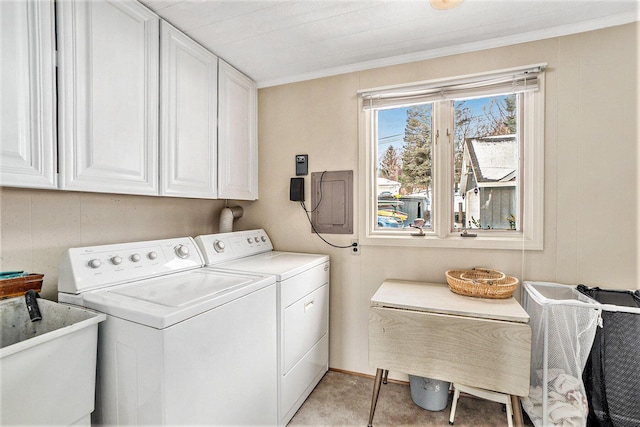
[[214, 251, 329, 281], [79, 269, 275, 329], [110, 273, 248, 306]]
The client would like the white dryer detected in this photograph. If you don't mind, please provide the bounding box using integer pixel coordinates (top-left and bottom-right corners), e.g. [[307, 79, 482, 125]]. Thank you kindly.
[[195, 229, 330, 425], [58, 237, 277, 426]]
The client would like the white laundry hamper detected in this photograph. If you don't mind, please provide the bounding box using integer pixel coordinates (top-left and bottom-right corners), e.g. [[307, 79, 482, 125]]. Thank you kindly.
[[521, 282, 601, 427]]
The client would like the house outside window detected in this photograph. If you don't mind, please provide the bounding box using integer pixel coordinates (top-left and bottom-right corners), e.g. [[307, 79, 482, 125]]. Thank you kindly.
[[459, 135, 518, 231], [358, 64, 545, 250]]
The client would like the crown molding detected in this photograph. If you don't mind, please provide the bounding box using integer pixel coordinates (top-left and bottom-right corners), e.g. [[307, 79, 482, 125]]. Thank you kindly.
[[256, 11, 638, 89]]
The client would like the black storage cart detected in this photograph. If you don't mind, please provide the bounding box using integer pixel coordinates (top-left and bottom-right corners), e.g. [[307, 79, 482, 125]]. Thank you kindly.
[[577, 285, 640, 427]]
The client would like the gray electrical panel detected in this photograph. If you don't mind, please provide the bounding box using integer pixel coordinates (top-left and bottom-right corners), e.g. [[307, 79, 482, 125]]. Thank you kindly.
[[310, 170, 353, 234]]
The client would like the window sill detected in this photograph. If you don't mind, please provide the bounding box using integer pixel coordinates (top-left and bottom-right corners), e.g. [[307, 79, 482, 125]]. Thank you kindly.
[[360, 230, 543, 251]]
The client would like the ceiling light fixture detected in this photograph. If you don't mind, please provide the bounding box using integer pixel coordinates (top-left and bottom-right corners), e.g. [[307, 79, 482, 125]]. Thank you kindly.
[[429, 0, 464, 10]]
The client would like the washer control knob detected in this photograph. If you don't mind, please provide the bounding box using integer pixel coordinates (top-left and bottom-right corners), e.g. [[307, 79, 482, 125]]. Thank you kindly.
[[111, 256, 122, 265], [214, 240, 225, 253], [130, 253, 141, 262], [254, 237, 260, 243], [247, 238, 253, 244], [175, 244, 190, 259], [88, 259, 101, 269], [261, 236, 267, 242], [148, 251, 158, 260]]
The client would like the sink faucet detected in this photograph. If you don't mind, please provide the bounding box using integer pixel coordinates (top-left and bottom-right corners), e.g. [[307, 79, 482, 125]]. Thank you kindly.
[[25, 290, 42, 322]]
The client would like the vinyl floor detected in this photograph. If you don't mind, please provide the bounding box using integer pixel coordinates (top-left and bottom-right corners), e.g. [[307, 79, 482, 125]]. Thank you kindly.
[[288, 370, 534, 427]]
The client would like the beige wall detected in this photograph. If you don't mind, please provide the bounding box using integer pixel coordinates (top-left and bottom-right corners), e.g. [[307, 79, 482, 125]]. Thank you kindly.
[[0, 23, 637, 379], [249, 23, 639, 377], [0, 188, 257, 299]]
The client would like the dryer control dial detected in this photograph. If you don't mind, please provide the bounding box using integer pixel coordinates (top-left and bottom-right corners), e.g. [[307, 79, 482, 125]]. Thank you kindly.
[[214, 240, 225, 253], [130, 253, 141, 262], [110, 256, 122, 265], [148, 251, 158, 260], [88, 259, 101, 269], [175, 244, 190, 259]]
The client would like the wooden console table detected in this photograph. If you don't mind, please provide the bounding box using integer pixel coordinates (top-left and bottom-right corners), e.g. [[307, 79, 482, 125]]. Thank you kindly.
[[368, 280, 531, 426]]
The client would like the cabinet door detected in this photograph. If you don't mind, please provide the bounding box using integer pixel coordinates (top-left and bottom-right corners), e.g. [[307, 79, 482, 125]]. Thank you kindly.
[[218, 60, 258, 200], [160, 22, 217, 198], [57, 0, 159, 195], [0, 0, 57, 189]]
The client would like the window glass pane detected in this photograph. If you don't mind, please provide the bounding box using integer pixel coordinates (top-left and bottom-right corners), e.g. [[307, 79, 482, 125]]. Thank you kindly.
[[376, 104, 433, 230], [453, 94, 519, 231]]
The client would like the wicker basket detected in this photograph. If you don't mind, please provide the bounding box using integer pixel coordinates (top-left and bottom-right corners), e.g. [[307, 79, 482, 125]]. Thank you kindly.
[[445, 268, 518, 299]]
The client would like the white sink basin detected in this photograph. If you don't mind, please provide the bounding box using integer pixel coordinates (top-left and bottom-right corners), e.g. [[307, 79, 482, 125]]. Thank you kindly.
[[1, 297, 106, 426]]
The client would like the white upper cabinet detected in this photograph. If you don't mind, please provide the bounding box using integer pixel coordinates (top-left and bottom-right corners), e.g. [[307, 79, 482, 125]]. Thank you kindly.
[[57, 0, 160, 195], [0, 0, 57, 189], [3, 0, 257, 200], [160, 22, 218, 198], [218, 60, 258, 201]]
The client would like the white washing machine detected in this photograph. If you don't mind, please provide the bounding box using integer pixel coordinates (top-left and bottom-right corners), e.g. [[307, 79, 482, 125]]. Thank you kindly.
[[195, 229, 330, 425], [58, 237, 277, 426]]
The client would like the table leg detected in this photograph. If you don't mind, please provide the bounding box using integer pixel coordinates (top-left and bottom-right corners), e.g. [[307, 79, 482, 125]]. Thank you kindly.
[[511, 395, 523, 427], [367, 368, 384, 427]]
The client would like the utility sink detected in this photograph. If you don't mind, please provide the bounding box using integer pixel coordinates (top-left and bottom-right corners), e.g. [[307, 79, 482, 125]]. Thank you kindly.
[[1, 297, 105, 426]]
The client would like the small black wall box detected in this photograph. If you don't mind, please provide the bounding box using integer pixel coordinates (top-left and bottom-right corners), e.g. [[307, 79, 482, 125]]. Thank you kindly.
[[290, 177, 305, 201]]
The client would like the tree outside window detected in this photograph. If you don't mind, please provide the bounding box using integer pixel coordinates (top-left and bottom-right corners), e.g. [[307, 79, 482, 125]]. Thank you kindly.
[[362, 64, 545, 250], [377, 93, 519, 232]]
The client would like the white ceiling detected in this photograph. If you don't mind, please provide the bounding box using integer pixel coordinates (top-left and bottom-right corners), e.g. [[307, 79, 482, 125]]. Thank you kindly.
[[140, 0, 639, 88]]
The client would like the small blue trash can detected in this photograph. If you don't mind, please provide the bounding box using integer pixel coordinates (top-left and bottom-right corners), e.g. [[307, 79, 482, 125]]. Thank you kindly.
[[409, 375, 450, 411]]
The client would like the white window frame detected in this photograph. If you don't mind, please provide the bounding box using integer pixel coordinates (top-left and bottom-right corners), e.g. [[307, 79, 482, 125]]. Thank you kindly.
[[358, 64, 545, 250]]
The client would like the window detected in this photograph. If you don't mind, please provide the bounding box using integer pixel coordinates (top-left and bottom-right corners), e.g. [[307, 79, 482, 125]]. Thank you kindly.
[[359, 64, 545, 250]]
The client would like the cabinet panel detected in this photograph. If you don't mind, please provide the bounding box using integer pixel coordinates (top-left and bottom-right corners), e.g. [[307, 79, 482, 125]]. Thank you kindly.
[[0, 0, 57, 189], [218, 60, 258, 200], [281, 262, 330, 308], [283, 284, 328, 374], [57, 0, 159, 195], [160, 22, 217, 198], [280, 334, 328, 424]]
